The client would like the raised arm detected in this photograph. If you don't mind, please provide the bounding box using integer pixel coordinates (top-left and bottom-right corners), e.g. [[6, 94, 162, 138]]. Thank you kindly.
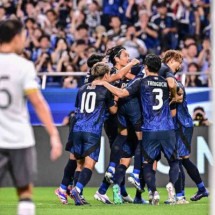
[[107, 58, 140, 82], [93, 80, 130, 98]]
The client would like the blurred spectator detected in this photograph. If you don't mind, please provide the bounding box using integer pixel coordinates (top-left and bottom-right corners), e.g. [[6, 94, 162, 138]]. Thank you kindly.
[[107, 16, 126, 41], [136, 10, 159, 53], [94, 25, 108, 53], [0, 0, 210, 89], [151, 1, 178, 52], [70, 10, 86, 35], [117, 24, 147, 59], [86, 0, 101, 35], [101, 0, 126, 29], [32, 34, 52, 62], [185, 62, 203, 87], [192, 106, 211, 126], [45, 9, 58, 35], [125, 0, 139, 24]]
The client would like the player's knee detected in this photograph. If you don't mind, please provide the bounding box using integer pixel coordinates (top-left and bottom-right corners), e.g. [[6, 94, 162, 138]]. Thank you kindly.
[[120, 158, 131, 167]]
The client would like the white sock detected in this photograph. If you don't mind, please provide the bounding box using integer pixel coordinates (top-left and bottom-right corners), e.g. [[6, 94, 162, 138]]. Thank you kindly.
[[17, 201, 35, 215], [133, 173, 139, 178], [59, 187, 67, 193], [75, 186, 81, 193]]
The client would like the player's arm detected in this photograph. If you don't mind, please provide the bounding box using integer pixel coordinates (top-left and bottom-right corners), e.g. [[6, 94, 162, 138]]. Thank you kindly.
[[107, 59, 139, 82], [26, 90, 62, 160], [93, 80, 130, 98], [166, 77, 177, 96]]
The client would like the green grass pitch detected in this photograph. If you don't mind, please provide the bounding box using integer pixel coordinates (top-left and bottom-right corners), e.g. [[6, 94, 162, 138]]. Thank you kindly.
[[0, 187, 209, 215]]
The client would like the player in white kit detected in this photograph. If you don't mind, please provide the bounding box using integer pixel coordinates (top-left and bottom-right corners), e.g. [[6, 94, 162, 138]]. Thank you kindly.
[[0, 19, 62, 215]]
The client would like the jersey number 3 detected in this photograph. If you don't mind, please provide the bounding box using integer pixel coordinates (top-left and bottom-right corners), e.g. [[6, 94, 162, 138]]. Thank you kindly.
[[152, 88, 163, 110], [80, 92, 96, 113]]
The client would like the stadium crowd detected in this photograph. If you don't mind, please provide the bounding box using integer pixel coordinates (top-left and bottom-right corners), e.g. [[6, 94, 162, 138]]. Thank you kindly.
[[0, 0, 211, 88]]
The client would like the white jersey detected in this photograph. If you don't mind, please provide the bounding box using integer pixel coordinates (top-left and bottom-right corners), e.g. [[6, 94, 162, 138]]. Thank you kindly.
[[0, 53, 39, 149]]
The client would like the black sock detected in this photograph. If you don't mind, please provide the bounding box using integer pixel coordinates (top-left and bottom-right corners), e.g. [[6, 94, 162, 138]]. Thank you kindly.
[[74, 171, 80, 186], [134, 141, 142, 170], [120, 176, 128, 197], [110, 134, 127, 164], [142, 163, 156, 192], [179, 161, 185, 193], [135, 190, 142, 199], [140, 169, 145, 190], [114, 164, 127, 186], [61, 159, 77, 187], [182, 158, 204, 190], [175, 170, 182, 195], [168, 160, 179, 185], [77, 168, 92, 189]]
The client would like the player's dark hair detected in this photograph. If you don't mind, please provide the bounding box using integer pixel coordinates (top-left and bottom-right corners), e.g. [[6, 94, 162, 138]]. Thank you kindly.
[[0, 19, 23, 44], [106, 45, 126, 65], [91, 62, 110, 78], [144, 54, 161, 73], [87, 53, 106, 68]]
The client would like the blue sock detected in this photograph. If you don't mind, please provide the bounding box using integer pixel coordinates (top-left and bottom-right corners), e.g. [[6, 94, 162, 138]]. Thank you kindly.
[[76, 182, 84, 193], [176, 192, 183, 198], [109, 162, 116, 168], [60, 184, 67, 191], [197, 182, 206, 192], [182, 190, 185, 196], [98, 178, 110, 195]]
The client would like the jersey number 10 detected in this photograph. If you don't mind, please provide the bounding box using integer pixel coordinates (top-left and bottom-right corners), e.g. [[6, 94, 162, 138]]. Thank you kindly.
[[80, 92, 96, 113]]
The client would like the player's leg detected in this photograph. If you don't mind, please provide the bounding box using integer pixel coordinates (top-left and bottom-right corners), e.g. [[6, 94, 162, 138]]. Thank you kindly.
[[105, 127, 127, 183], [141, 131, 160, 205], [71, 133, 101, 205], [55, 153, 77, 204], [10, 147, 37, 215], [179, 126, 209, 201], [71, 156, 96, 205], [94, 116, 118, 204], [161, 130, 179, 204]]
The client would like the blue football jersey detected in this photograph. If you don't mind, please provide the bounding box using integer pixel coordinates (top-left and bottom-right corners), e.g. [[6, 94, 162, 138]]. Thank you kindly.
[[158, 63, 175, 79], [127, 75, 175, 131], [74, 84, 115, 135], [176, 82, 193, 127]]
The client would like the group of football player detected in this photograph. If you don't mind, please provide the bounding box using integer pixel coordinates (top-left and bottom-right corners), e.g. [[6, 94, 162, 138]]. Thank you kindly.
[[55, 45, 209, 206]]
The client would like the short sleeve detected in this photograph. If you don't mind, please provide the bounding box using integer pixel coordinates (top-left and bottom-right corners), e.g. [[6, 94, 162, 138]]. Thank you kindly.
[[23, 62, 39, 95], [105, 90, 115, 108], [126, 78, 141, 96]]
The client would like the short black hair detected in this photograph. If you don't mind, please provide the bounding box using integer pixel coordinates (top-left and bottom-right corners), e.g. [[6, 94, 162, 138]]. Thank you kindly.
[[144, 54, 161, 73], [106, 45, 126, 65], [0, 19, 23, 44], [87, 53, 105, 68]]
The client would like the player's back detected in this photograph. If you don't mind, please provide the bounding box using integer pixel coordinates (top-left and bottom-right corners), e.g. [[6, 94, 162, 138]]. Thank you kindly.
[[0, 53, 38, 149], [176, 82, 193, 127], [140, 75, 174, 131], [74, 83, 113, 135]]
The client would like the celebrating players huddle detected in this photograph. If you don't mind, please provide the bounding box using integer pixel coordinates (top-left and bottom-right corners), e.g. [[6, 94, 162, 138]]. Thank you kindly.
[[55, 45, 209, 206]]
